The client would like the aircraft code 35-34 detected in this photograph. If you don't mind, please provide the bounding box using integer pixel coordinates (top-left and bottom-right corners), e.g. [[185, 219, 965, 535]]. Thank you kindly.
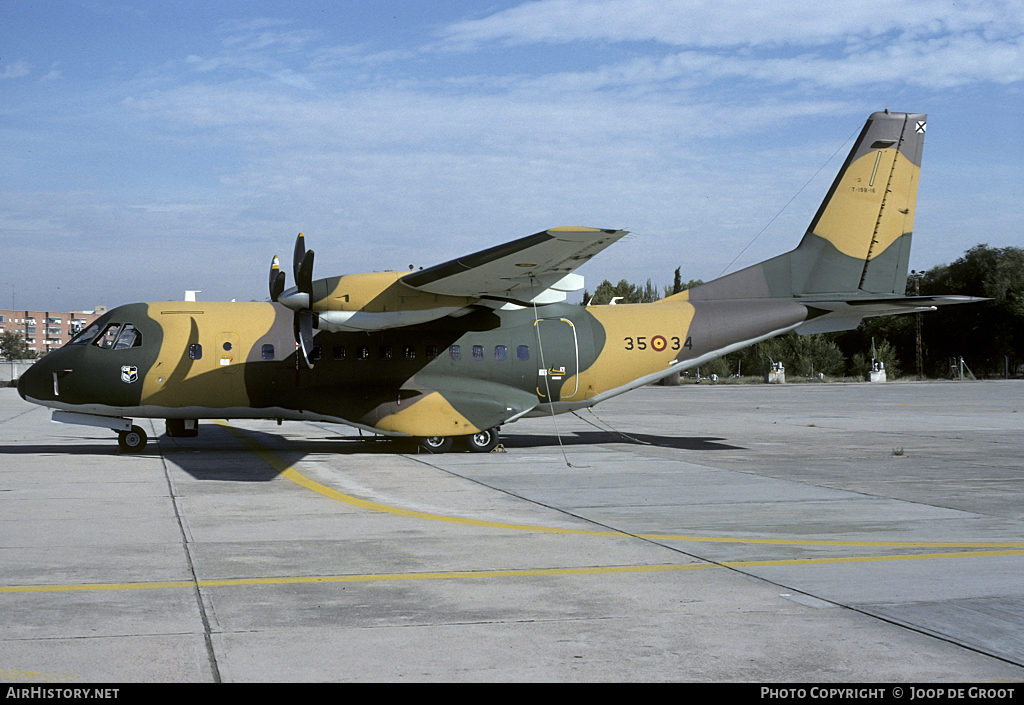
[[6, 689, 119, 699]]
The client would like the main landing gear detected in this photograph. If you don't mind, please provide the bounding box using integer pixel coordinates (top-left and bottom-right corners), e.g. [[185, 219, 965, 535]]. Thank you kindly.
[[416, 428, 500, 454]]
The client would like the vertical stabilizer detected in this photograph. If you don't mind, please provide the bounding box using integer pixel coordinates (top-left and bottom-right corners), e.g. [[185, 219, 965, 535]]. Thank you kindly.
[[670, 111, 927, 302]]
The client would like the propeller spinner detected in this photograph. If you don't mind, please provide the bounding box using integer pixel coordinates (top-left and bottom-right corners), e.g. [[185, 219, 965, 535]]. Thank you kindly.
[[270, 233, 317, 369]]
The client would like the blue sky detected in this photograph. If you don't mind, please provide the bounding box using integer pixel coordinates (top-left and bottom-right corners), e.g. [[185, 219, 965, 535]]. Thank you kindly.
[[2, 0, 1022, 312]]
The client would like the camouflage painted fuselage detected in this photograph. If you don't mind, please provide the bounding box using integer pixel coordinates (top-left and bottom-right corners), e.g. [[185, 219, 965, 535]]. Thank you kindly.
[[20, 297, 808, 437]]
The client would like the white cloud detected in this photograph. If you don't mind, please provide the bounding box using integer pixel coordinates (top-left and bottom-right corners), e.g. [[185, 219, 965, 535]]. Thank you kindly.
[[1, 59, 31, 79], [442, 0, 1024, 48], [438, 0, 1024, 90]]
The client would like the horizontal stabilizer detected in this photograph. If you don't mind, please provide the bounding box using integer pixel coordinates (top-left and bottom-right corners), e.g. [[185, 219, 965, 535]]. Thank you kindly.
[[797, 295, 987, 334]]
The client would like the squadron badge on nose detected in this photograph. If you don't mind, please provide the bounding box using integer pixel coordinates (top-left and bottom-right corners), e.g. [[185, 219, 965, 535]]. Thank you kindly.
[[121, 366, 139, 384]]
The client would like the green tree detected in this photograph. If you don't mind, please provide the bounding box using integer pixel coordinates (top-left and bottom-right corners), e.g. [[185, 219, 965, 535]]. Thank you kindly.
[[736, 333, 847, 378], [589, 278, 664, 305], [918, 244, 1024, 376], [1, 331, 35, 361]]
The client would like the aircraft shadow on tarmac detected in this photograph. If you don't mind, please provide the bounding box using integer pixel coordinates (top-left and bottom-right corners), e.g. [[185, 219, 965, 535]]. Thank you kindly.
[[0, 435, 131, 457], [157, 425, 745, 483], [0, 425, 743, 481]]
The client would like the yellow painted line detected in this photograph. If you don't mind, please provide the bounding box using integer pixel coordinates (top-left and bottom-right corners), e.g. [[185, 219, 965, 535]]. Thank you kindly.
[[5, 550, 1024, 595], [1, 564, 712, 594], [216, 422, 1024, 550], [726, 549, 1024, 568], [0, 580, 195, 594]]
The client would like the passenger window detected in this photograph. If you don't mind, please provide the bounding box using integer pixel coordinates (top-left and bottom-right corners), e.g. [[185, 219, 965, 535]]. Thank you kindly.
[[379, 345, 393, 360], [357, 346, 370, 360], [311, 345, 322, 362], [262, 344, 275, 360], [189, 343, 203, 360], [517, 345, 530, 361], [333, 345, 346, 361], [449, 345, 462, 361], [494, 345, 507, 361], [472, 345, 484, 361], [403, 345, 416, 360], [112, 324, 142, 350], [426, 345, 439, 360]]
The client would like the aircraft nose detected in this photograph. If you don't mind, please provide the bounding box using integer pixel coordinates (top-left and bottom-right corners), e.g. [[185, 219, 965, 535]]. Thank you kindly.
[[17, 358, 49, 403], [16, 367, 28, 400]]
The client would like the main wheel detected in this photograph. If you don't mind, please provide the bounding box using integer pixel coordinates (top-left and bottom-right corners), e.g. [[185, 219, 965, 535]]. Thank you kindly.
[[417, 436, 453, 454], [463, 428, 500, 453], [118, 425, 148, 453]]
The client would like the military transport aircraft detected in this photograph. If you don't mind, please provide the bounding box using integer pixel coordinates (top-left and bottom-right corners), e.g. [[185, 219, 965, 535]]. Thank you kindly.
[[19, 111, 979, 453]]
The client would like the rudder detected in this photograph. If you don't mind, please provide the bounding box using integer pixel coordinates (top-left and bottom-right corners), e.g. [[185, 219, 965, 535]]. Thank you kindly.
[[670, 111, 927, 303]]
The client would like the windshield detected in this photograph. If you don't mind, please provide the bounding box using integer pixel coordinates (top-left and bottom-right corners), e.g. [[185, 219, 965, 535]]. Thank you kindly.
[[67, 322, 103, 346], [73, 322, 144, 350]]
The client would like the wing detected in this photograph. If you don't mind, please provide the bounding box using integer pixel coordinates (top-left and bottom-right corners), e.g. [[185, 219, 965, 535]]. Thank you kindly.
[[401, 226, 628, 304]]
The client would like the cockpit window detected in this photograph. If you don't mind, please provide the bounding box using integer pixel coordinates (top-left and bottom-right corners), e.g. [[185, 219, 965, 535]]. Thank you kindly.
[[90, 323, 143, 350], [112, 324, 142, 350], [68, 322, 103, 345], [93, 323, 121, 349]]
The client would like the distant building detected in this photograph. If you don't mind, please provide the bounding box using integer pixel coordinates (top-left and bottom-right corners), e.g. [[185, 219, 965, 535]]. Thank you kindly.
[[0, 306, 107, 356]]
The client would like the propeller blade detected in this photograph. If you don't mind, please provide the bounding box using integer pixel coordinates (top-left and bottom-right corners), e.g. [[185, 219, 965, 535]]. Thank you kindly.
[[293, 232, 306, 278], [294, 310, 316, 369], [269, 256, 285, 302], [295, 248, 315, 294]]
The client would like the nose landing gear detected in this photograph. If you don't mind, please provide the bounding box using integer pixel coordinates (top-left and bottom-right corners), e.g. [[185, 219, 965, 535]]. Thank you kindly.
[[117, 425, 148, 453]]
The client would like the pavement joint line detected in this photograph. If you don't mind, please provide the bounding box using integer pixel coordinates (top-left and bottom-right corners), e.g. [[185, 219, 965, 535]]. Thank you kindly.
[[215, 421, 1024, 550]]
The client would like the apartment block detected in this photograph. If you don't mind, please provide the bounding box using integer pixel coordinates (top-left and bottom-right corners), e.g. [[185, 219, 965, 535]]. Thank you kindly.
[[0, 306, 107, 356]]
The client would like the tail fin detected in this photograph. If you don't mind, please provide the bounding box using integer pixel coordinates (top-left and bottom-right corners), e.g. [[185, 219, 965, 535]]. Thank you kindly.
[[673, 111, 927, 302]]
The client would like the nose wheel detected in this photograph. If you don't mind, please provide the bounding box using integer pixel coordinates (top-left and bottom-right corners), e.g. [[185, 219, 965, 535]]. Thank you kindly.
[[117, 425, 148, 453]]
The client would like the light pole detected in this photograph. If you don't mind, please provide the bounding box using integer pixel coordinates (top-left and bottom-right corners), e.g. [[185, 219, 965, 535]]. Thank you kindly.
[[911, 270, 923, 379]]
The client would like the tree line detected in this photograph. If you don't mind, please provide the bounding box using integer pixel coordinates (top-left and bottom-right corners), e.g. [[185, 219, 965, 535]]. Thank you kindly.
[[582, 244, 1024, 379]]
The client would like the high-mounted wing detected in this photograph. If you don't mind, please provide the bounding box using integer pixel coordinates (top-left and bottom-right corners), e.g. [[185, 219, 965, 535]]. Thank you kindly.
[[401, 226, 628, 304]]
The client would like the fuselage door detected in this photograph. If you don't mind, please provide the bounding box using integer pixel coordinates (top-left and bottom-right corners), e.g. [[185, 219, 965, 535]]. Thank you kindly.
[[534, 318, 580, 401], [216, 332, 241, 374]]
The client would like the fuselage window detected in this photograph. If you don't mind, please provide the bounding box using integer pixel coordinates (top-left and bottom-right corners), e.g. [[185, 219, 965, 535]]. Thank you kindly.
[[472, 345, 484, 361], [379, 345, 393, 360], [311, 345, 322, 362], [93, 323, 121, 349], [517, 345, 530, 361], [333, 345, 346, 361], [189, 343, 203, 360], [262, 344, 275, 360], [426, 345, 439, 360], [495, 345, 507, 361], [449, 345, 462, 361], [357, 346, 370, 360], [112, 324, 142, 350], [403, 345, 416, 360]]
